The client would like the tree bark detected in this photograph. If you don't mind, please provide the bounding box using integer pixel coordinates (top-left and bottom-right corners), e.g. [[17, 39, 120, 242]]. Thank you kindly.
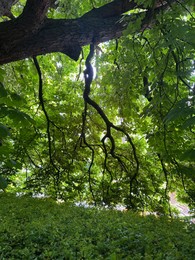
[[0, 0, 178, 65]]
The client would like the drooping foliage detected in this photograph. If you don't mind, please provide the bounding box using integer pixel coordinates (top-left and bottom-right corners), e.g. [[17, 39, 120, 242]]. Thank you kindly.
[[0, 0, 194, 213]]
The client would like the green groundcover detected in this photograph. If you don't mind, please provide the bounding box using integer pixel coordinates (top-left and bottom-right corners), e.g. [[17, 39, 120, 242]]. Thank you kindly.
[[0, 193, 195, 259]]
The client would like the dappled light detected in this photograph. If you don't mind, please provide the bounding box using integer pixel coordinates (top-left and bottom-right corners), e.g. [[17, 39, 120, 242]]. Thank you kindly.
[[0, 0, 194, 220]]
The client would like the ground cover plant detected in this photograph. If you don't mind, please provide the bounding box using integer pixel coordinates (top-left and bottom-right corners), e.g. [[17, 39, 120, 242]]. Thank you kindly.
[[0, 193, 195, 259]]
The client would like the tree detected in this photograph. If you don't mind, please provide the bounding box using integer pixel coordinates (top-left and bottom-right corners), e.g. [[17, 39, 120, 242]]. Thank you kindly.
[[0, 0, 194, 213], [0, 0, 185, 64]]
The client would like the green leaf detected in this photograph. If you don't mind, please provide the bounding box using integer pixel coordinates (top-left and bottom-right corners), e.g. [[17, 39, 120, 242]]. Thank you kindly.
[[0, 68, 5, 82], [0, 123, 10, 138], [180, 149, 195, 162], [179, 165, 195, 181], [0, 82, 7, 97], [5, 159, 22, 169], [0, 0, 195, 210], [0, 105, 9, 117], [182, 116, 195, 129], [0, 175, 8, 190], [164, 99, 194, 124], [10, 93, 24, 104], [8, 109, 34, 125]]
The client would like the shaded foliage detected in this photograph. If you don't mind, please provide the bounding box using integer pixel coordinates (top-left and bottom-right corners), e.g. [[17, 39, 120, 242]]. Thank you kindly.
[[0, 194, 195, 259], [0, 0, 194, 213]]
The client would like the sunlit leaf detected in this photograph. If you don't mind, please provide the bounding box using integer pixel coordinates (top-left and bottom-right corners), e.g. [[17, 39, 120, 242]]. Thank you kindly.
[[0, 0, 194, 210]]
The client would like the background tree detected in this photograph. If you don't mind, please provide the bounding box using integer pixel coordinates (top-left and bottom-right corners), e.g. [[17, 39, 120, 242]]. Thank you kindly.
[[0, 0, 194, 214]]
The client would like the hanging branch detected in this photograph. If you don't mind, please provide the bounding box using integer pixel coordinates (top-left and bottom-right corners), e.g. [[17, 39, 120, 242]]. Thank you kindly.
[[83, 44, 140, 207], [33, 57, 53, 163], [33, 56, 61, 196], [76, 50, 84, 81], [157, 153, 172, 216], [114, 39, 120, 70], [160, 27, 192, 91], [172, 158, 194, 203], [81, 101, 96, 204]]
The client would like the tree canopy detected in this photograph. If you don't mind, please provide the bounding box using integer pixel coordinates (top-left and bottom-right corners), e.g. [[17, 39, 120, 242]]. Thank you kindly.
[[0, 0, 194, 214]]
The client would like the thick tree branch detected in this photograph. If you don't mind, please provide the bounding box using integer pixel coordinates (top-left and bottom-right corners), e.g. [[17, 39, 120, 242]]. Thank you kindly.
[[19, 0, 50, 27], [0, 0, 50, 36], [0, 0, 179, 65]]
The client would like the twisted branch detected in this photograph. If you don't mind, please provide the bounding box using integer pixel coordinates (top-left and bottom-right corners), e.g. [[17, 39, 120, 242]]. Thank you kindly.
[[82, 44, 140, 207], [33, 56, 61, 196]]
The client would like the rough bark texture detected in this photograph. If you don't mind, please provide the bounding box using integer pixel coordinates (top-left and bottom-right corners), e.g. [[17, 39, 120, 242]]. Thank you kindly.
[[0, 0, 177, 65], [0, 0, 18, 19]]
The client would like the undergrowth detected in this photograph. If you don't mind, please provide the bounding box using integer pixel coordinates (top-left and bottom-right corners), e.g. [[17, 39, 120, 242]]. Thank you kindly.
[[0, 193, 195, 259]]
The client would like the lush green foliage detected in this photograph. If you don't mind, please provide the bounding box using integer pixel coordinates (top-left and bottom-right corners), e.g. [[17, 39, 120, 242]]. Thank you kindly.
[[0, 194, 195, 259], [0, 0, 195, 212]]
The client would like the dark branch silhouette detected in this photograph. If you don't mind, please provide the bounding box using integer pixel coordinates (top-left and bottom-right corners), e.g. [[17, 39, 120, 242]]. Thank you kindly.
[[0, 0, 180, 64]]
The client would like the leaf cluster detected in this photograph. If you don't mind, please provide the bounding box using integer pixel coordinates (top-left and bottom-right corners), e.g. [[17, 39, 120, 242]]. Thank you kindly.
[[0, 194, 195, 259]]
